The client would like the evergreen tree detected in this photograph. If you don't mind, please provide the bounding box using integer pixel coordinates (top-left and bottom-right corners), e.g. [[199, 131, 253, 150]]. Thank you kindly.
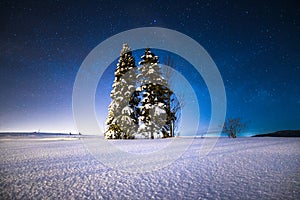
[[105, 43, 137, 139], [137, 48, 173, 139]]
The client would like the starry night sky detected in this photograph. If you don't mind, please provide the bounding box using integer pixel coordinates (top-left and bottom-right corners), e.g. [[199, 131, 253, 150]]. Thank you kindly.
[[1, 0, 299, 135]]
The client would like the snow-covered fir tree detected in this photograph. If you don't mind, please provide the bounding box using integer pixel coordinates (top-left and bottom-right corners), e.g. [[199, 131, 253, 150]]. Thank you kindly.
[[105, 43, 138, 139], [137, 48, 173, 139]]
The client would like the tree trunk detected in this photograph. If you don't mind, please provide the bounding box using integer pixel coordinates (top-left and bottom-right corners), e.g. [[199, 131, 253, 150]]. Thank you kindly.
[[150, 123, 154, 139], [170, 120, 173, 137]]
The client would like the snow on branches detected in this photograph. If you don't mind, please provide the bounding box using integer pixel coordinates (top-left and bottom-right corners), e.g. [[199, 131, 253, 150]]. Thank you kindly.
[[105, 45, 176, 139]]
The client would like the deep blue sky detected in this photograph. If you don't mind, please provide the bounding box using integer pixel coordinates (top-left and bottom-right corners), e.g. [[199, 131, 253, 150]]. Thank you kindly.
[[1, 0, 299, 135]]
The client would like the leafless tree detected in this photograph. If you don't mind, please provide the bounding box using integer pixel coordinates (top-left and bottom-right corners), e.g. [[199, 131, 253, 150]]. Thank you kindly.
[[223, 117, 247, 138], [162, 55, 185, 137]]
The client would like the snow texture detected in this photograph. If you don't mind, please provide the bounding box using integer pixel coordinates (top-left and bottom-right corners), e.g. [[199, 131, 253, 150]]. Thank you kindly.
[[0, 136, 299, 199]]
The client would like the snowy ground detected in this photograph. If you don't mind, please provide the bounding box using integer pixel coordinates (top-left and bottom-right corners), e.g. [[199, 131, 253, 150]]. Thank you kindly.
[[0, 136, 299, 199]]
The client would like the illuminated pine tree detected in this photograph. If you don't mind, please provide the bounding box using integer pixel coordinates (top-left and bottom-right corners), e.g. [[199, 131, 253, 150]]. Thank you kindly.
[[105, 43, 137, 139], [137, 48, 173, 139]]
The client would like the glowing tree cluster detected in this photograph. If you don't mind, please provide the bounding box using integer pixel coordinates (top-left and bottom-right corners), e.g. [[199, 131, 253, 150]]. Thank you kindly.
[[105, 45, 176, 139]]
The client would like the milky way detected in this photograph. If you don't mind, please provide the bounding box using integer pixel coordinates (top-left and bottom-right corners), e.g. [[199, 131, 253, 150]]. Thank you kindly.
[[1, 1, 299, 134]]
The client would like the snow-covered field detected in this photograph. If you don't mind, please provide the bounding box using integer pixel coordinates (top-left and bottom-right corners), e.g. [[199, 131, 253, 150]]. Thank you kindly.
[[0, 136, 299, 199]]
